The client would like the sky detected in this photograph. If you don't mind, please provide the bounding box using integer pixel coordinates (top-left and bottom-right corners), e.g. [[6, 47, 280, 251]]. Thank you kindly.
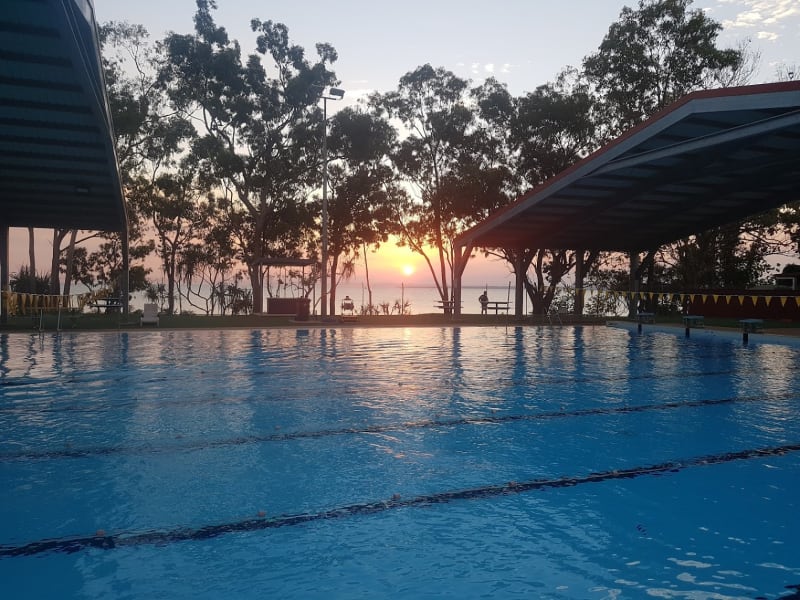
[[10, 0, 800, 288]]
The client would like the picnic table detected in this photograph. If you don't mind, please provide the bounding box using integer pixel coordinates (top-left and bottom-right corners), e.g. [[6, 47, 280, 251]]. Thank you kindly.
[[88, 297, 122, 314], [434, 300, 462, 314], [482, 301, 511, 315]]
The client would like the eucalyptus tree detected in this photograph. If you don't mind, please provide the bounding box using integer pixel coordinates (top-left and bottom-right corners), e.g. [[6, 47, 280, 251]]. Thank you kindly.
[[134, 159, 213, 315], [159, 0, 339, 313], [472, 72, 601, 315], [371, 65, 514, 307], [321, 108, 406, 315], [582, 0, 742, 137], [83, 21, 192, 299], [778, 202, 800, 258], [178, 201, 240, 316]]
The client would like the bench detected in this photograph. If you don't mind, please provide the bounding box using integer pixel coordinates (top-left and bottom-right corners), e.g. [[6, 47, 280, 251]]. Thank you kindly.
[[682, 315, 705, 328], [739, 318, 763, 333], [483, 301, 510, 315], [88, 297, 122, 314], [434, 301, 462, 312]]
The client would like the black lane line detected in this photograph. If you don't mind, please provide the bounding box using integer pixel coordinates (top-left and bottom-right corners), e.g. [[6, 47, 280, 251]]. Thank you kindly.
[[2, 442, 798, 559], [1, 391, 798, 462]]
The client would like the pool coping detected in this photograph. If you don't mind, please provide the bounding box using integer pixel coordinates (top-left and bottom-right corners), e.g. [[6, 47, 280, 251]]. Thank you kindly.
[[607, 320, 800, 347]]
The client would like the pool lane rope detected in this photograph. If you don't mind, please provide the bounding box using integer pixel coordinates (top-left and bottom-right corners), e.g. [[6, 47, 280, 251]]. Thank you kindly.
[[2, 441, 799, 558]]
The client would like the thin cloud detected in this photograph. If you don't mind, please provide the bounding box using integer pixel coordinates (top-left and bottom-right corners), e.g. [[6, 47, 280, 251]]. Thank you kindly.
[[464, 62, 512, 76], [720, 0, 799, 31]]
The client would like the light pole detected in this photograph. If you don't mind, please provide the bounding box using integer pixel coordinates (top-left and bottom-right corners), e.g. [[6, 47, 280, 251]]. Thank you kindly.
[[320, 87, 344, 319]]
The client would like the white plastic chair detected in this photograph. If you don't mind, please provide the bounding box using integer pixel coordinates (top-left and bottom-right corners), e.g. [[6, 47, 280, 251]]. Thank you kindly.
[[140, 303, 159, 327]]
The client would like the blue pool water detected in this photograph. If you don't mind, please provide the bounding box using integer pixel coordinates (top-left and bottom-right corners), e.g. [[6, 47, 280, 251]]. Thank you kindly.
[[1, 325, 799, 599]]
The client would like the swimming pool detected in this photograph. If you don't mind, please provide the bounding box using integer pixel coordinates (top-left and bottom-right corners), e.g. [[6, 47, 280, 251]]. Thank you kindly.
[[1, 325, 799, 599]]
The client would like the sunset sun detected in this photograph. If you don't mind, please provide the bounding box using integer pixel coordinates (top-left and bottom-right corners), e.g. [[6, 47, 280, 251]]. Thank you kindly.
[[402, 264, 415, 277]]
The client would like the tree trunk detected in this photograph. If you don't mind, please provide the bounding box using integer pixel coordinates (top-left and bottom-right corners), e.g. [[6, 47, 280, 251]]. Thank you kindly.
[[328, 254, 339, 316], [63, 230, 78, 297], [50, 230, 61, 295], [167, 241, 177, 315], [27, 227, 36, 291], [363, 242, 373, 312], [49, 229, 69, 296], [247, 262, 263, 314]]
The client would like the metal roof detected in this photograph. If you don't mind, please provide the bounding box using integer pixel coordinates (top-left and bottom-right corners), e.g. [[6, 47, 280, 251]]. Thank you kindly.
[[0, 0, 126, 231], [457, 81, 800, 253]]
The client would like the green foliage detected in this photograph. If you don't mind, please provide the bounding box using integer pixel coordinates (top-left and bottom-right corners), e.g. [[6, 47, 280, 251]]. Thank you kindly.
[[322, 107, 406, 313], [658, 224, 775, 289], [510, 70, 598, 186], [85, 0, 791, 319], [583, 0, 742, 135], [371, 65, 517, 303], [159, 0, 339, 312], [10, 267, 51, 295], [778, 201, 800, 255]]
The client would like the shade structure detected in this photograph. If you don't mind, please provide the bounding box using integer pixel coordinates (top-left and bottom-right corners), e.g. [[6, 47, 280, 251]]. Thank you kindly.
[[0, 0, 126, 232], [457, 81, 800, 254]]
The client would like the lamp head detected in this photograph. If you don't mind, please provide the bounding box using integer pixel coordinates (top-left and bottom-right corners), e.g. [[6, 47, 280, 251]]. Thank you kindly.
[[328, 87, 345, 99]]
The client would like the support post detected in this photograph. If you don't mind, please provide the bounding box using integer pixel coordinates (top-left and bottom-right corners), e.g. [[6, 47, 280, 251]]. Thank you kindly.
[[515, 253, 525, 320], [453, 241, 473, 317], [0, 225, 8, 324], [453, 244, 462, 317], [122, 226, 129, 316], [574, 249, 585, 317], [321, 97, 329, 319], [628, 251, 640, 318]]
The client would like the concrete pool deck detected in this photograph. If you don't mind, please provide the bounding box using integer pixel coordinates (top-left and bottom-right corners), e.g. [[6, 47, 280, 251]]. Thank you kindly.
[[608, 320, 800, 346], [2, 312, 800, 345]]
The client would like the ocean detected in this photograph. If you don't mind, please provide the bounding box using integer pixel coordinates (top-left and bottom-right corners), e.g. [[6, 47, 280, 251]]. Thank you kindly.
[[324, 283, 517, 315]]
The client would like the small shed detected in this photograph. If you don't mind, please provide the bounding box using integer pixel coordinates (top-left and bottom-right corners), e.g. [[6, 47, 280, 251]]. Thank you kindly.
[[254, 258, 315, 320]]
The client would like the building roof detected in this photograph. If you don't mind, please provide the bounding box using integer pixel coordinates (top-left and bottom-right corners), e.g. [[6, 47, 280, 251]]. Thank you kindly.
[[0, 0, 126, 231], [456, 81, 800, 253]]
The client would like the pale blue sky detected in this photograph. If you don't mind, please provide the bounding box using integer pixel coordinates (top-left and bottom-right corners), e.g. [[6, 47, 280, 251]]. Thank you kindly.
[[95, 0, 799, 103]]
